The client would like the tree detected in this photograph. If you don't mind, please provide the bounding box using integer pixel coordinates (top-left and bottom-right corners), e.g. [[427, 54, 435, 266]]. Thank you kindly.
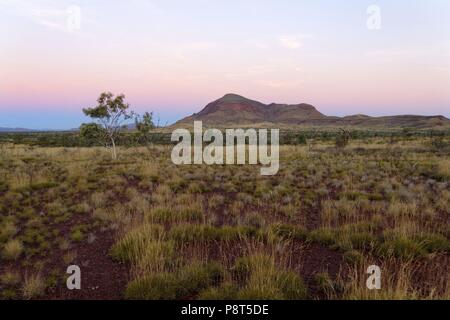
[[79, 123, 104, 147], [82, 92, 134, 159], [335, 129, 350, 149], [135, 112, 156, 155], [135, 112, 155, 136], [297, 134, 307, 145]]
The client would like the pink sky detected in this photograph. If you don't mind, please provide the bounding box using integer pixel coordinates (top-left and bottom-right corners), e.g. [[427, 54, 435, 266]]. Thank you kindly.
[[1, 0, 449, 128]]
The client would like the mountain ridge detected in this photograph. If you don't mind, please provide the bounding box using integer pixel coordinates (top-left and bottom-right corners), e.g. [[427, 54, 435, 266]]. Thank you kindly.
[[175, 94, 450, 129]]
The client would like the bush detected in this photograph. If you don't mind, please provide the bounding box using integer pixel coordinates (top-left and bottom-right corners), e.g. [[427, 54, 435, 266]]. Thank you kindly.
[[70, 230, 84, 242], [198, 282, 239, 300], [232, 254, 273, 284], [314, 272, 335, 297], [110, 224, 164, 262], [2, 239, 23, 260], [343, 250, 364, 265], [270, 224, 308, 241], [0, 222, 17, 243], [125, 273, 177, 300], [241, 212, 266, 229], [232, 254, 307, 300], [415, 233, 450, 253], [177, 261, 224, 297], [308, 228, 336, 246], [125, 262, 223, 300], [335, 130, 350, 149], [22, 273, 46, 299], [349, 232, 377, 250], [377, 238, 427, 259], [168, 224, 255, 243], [277, 271, 308, 300], [0, 271, 21, 286]]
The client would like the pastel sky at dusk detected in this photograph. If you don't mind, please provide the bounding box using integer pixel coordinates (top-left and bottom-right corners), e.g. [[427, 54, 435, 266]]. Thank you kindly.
[[1, 0, 450, 129]]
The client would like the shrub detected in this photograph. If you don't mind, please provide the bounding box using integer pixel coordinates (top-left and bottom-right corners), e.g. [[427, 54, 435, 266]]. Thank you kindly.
[[232, 254, 307, 300], [1, 288, 17, 299], [168, 224, 254, 243], [73, 202, 91, 214], [135, 240, 176, 273], [241, 212, 266, 229], [208, 194, 225, 209], [277, 271, 308, 300], [198, 282, 239, 300], [335, 130, 350, 149], [2, 239, 23, 260], [125, 262, 223, 300], [125, 272, 178, 300], [0, 271, 21, 286], [377, 238, 427, 259], [308, 228, 336, 246], [22, 273, 46, 299], [270, 224, 308, 241], [176, 261, 224, 297], [29, 181, 58, 191], [415, 233, 449, 253], [348, 232, 377, 250], [314, 272, 335, 297], [111, 224, 164, 262], [70, 229, 84, 242], [343, 250, 364, 265], [0, 222, 17, 242]]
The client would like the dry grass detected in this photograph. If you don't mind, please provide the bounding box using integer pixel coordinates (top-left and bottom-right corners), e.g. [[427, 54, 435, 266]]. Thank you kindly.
[[22, 273, 46, 299], [0, 136, 448, 300]]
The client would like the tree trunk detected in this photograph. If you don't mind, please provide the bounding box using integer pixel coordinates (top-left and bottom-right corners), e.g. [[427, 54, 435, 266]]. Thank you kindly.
[[111, 138, 117, 160]]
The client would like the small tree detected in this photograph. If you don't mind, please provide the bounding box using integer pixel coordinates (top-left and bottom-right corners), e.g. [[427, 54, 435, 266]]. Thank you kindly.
[[79, 123, 104, 147], [82, 92, 134, 159], [335, 129, 350, 149], [135, 112, 156, 156], [297, 134, 307, 145], [135, 112, 155, 136]]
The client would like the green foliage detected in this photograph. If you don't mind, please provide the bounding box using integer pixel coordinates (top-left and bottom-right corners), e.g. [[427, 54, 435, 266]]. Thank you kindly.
[[125, 261, 223, 299], [314, 272, 336, 297], [335, 129, 350, 149], [270, 223, 308, 241], [135, 112, 155, 135], [308, 228, 337, 246], [198, 282, 240, 300], [82, 92, 135, 159], [79, 123, 105, 146], [377, 238, 426, 259], [232, 254, 308, 300], [168, 224, 256, 243]]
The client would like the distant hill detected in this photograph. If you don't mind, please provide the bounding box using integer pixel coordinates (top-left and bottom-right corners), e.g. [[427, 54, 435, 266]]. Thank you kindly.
[[0, 127, 35, 132], [175, 93, 450, 129]]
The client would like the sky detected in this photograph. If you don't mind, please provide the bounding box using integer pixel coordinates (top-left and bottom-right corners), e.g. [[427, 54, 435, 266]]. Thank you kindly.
[[1, 0, 450, 129]]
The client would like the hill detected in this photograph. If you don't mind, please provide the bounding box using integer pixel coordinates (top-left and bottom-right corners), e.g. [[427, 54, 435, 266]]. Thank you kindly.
[[174, 94, 450, 129], [0, 127, 35, 132]]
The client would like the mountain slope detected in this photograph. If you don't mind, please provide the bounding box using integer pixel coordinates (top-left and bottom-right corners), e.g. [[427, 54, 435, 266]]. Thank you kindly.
[[178, 93, 326, 125], [175, 94, 450, 129]]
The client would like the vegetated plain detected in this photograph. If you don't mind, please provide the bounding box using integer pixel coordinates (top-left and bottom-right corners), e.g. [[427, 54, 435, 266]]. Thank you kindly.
[[0, 132, 449, 300]]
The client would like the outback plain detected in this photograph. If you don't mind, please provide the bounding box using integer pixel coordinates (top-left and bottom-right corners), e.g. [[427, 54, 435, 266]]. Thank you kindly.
[[1, 110, 449, 299]]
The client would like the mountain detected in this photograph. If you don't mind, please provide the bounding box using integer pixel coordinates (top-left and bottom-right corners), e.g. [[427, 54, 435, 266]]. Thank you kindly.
[[0, 127, 35, 132], [175, 94, 450, 129], [178, 94, 325, 125]]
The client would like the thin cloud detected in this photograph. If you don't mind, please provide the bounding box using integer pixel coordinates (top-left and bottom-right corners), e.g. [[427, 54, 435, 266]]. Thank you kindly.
[[0, 0, 89, 34], [278, 34, 312, 50]]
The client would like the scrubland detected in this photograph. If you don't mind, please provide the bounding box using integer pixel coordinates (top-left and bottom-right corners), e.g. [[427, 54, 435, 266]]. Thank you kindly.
[[0, 136, 449, 299]]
